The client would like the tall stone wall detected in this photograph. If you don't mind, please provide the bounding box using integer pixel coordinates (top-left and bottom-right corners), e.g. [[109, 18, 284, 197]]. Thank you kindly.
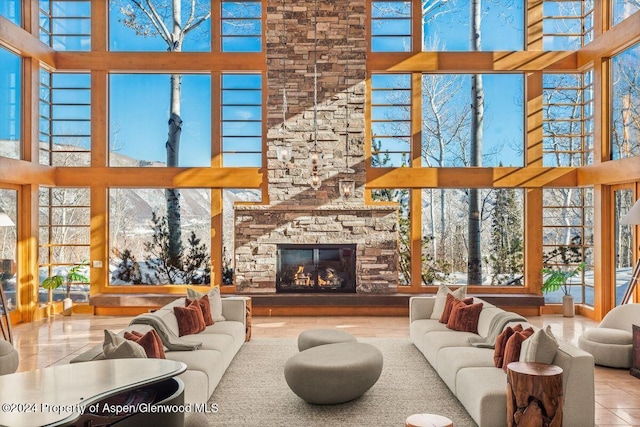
[[233, 0, 399, 294]]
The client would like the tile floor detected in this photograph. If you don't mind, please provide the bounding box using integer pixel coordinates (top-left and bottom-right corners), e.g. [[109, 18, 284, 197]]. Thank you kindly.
[[9, 313, 640, 426]]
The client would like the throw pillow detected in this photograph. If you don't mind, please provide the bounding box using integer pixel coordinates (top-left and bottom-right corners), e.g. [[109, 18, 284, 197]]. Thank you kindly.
[[494, 326, 515, 368], [187, 286, 225, 322], [174, 301, 206, 336], [502, 327, 535, 373], [124, 329, 166, 359], [430, 285, 467, 320], [185, 294, 214, 326], [439, 293, 473, 324], [519, 325, 559, 365], [103, 330, 147, 359], [447, 301, 483, 333]]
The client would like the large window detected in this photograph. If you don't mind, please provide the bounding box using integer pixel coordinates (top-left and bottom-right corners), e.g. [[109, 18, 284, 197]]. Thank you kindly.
[[371, 1, 412, 52], [542, 71, 594, 166], [542, 188, 593, 304], [611, 43, 640, 159], [613, 188, 634, 306], [0, 189, 17, 312], [421, 188, 525, 286], [109, 0, 211, 52], [39, 71, 91, 166], [109, 188, 211, 285], [371, 74, 411, 167], [221, 0, 262, 52], [422, 0, 523, 51], [39, 0, 91, 51], [422, 74, 524, 167], [612, 0, 640, 26], [0, 1, 20, 25], [542, 1, 594, 50], [0, 48, 21, 160], [222, 73, 263, 167], [109, 74, 211, 167], [39, 187, 90, 304]]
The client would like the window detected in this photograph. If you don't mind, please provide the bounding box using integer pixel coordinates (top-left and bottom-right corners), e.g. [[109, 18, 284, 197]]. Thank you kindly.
[[0, 1, 20, 25], [0, 188, 18, 312], [109, 188, 211, 285], [39, 187, 90, 304], [371, 1, 411, 52], [422, 0, 523, 51], [421, 188, 524, 286], [0, 48, 21, 160], [613, 189, 634, 306], [109, 0, 211, 52], [221, 0, 262, 52], [39, 71, 91, 166], [222, 73, 262, 167], [613, 0, 640, 26], [371, 74, 411, 167], [542, 188, 593, 304], [371, 189, 410, 285], [222, 189, 262, 285], [611, 43, 640, 159], [542, 1, 594, 50], [109, 74, 211, 167], [422, 74, 524, 167], [542, 71, 594, 166], [39, 0, 91, 51]]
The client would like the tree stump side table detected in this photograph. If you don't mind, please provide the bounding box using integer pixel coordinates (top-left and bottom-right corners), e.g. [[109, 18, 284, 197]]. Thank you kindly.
[[506, 361, 563, 427]]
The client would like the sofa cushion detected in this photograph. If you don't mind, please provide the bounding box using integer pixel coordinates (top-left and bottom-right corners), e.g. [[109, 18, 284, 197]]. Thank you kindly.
[[409, 319, 451, 353], [582, 327, 633, 345], [124, 329, 166, 359], [186, 294, 214, 326], [447, 301, 483, 333], [174, 302, 206, 336], [167, 349, 227, 399], [103, 330, 147, 359], [520, 325, 558, 364], [456, 367, 509, 427], [187, 286, 225, 321], [437, 346, 495, 394], [440, 294, 473, 324], [420, 330, 478, 369], [431, 285, 467, 320], [502, 328, 534, 372]]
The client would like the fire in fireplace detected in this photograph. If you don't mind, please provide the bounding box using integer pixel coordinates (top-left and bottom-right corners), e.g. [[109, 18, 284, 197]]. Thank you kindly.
[[276, 244, 356, 293]]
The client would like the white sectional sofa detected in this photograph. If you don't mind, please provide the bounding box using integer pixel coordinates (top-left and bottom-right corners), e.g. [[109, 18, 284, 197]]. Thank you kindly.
[[410, 296, 595, 427], [72, 296, 248, 405]]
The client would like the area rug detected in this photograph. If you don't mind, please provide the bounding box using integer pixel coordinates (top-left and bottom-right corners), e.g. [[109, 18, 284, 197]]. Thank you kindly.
[[201, 338, 477, 426]]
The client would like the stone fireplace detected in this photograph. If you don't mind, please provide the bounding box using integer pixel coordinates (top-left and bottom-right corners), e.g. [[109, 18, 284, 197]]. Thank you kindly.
[[233, 0, 399, 294]]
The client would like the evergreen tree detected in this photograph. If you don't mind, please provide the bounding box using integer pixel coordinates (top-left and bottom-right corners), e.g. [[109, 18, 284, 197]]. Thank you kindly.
[[488, 188, 524, 285]]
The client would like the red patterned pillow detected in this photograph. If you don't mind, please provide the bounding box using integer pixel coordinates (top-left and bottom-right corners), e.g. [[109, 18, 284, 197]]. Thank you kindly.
[[502, 328, 535, 373], [186, 294, 214, 326], [446, 301, 483, 333], [124, 329, 165, 359], [174, 301, 206, 336], [439, 293, 474, 324]]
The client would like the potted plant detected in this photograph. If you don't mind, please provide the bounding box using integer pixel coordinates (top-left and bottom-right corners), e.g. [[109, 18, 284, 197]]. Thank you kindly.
[[542, 262, 585, 317], [41, 260, 89, 316]]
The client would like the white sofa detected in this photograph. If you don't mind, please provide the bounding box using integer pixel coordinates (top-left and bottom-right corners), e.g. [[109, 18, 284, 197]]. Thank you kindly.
[[72, 296, 248, 405], [410, 296, 595, 427]]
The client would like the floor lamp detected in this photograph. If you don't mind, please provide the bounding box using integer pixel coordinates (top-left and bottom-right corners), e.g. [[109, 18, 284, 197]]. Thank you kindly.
[[0, 207, 14, 344], [620, 198, 640, 304]]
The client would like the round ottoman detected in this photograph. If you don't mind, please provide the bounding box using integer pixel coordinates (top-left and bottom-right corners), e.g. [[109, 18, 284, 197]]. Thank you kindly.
[[0, 340, 18, 376], [284, 342, 383, 404], [297, 328, 357, 351]]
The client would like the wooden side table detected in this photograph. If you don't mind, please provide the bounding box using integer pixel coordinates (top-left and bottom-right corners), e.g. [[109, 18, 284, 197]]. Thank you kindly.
[[245, 297, 252, 342], [506, 362, 563, 427], [632, 324, 640, 379]]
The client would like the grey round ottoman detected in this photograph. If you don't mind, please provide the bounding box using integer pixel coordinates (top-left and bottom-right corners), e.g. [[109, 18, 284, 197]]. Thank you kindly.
[[298, 328, 357, 351], [284, 342, 383, 405], [0, 340, 18, 376]]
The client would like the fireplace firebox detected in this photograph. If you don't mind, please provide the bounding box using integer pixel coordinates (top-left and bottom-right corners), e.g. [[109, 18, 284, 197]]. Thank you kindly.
[[276, 244, 356, 293]]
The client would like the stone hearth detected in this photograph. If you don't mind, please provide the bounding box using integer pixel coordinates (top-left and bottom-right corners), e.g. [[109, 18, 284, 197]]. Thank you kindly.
[[233, 0, 399, 294]]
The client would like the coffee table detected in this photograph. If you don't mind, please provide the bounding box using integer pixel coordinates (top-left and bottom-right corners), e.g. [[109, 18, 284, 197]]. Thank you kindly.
[[0, 358, 186, 427]]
